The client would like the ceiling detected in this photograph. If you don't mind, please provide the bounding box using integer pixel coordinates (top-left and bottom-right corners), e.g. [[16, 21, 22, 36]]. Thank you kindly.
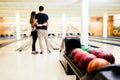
[[0, 0, 120, 21]]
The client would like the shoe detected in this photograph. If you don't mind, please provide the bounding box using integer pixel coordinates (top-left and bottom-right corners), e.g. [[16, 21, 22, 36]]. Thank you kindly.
[[40, 52, 43, 54], [32, 51, 37, 54], [35, 51, 39, 53], [48, 50, 51, 53]]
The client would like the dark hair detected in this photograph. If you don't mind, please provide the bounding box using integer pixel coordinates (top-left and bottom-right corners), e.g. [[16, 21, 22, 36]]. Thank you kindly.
[[29, 11, 36, 24], [39, 6, 44, 11]]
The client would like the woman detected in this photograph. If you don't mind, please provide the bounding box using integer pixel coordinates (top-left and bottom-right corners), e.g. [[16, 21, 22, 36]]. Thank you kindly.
[[29, 11, 38, 54]]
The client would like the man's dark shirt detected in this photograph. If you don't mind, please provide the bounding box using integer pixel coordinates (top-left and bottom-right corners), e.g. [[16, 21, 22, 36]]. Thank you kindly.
[[35, 13, 49, 30]]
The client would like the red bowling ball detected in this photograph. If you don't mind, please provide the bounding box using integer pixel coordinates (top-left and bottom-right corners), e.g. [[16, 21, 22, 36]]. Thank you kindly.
[[70, 48, 82, 58], [78, 53, 97, 70], [97, 51, 115, 64], [74, 50, 89, 64], [90, 48, 103, 56]]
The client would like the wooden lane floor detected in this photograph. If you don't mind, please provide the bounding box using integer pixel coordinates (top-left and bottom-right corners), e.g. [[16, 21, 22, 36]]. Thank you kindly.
[[0, 38, 16, 48], [0, 37, 76, 80]]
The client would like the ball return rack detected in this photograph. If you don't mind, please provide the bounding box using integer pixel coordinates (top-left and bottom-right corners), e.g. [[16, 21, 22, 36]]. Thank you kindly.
[[59, 36, 120, 80]]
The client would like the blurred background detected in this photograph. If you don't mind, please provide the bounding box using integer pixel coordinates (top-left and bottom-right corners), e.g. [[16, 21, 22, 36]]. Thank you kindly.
[[0, 0, 120, 38]]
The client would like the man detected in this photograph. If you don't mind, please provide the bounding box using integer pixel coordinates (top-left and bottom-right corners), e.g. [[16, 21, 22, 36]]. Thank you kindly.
[[35, 5, 51, 54]]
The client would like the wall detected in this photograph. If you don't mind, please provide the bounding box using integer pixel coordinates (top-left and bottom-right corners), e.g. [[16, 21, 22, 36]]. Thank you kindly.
[[0, 16, 114, 37], [89, 16, 113, 36]]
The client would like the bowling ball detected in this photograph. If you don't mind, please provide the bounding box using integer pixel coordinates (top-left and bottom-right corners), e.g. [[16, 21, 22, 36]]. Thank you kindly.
[[97, 51, 115, 64], [90, 48, 103, 56], [74, 50, 89, 64], [70, 48, 82, 58], [86, 47, 94, 53], [19, 49, 22, 52], [81, 45, 93, 53], [81, 45, 89, 51], [87, 58, 110, 72], [78, 54, 96, 70]]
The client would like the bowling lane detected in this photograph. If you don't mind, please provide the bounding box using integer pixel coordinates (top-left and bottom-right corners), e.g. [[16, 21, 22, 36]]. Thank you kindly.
[[89, 36, 120, 42], [0, 38, 31, 54], [0, 38, 16, 48], [89, 37, 120, 46], [49, 37, 62, 47], [0, 37, 75, 80]]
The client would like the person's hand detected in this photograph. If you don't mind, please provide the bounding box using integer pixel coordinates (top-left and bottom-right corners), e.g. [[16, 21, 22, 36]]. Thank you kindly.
[[37, 23, 43, 27], [37, 22, 47, 27], [43, 23, 47, 26]]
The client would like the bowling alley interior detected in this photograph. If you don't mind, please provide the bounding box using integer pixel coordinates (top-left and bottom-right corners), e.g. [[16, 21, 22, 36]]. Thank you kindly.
[[0, 0, 120, 80]]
